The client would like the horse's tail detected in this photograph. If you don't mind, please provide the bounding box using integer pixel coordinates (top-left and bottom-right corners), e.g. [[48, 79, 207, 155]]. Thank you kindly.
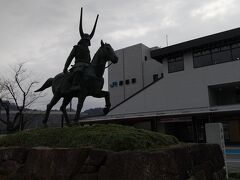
[[34, 78, 53, 92]]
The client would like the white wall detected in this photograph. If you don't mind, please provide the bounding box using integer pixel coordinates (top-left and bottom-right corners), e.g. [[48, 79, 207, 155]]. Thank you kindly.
[[109, 44, 162, 107], [124, 44, 144, 98], [109, 50, 240, 115], [142, 45, 162, 86]]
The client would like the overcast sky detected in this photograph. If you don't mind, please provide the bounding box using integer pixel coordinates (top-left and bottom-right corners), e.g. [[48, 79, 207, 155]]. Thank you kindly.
[[0, 0, 240, 111]]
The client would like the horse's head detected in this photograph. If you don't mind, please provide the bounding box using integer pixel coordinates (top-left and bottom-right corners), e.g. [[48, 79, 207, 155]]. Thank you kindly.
[[90, 40, 118, 77], [100, 40, 118, 64]]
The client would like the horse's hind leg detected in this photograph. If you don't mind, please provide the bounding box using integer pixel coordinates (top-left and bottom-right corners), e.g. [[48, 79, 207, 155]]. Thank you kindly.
[[43, 94, 61, 126], [60, 97, 72, 126], [93, 90, 111, 115]]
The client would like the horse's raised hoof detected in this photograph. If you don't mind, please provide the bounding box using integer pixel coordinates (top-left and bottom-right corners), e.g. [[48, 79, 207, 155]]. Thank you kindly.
[[103, 107, 109, 115]]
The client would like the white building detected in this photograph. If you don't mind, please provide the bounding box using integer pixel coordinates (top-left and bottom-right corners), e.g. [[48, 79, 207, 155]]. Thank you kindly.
[[107, 27, 240, 144], [108, 43, 162, 107]]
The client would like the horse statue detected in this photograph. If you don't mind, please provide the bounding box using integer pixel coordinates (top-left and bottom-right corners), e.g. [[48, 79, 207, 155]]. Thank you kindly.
[[35, 40, 118, 126]]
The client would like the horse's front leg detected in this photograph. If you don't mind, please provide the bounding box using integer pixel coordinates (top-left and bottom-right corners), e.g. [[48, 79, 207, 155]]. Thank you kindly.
[[75, 94, 86, 121], [93, 90, 111, 115]]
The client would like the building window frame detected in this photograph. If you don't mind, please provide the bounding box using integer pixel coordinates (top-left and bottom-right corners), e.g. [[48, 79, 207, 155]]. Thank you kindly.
[[193, 40, 240, 68], [167, 54, 184, 73], [110, 81, 118, 88], [131, 78, 136, 84], [119, 81, 123, 86], [144, 56, 148, 61], [153, 74, 159, 82]]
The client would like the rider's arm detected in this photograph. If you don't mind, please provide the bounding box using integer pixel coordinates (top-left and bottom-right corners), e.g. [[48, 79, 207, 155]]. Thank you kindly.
[[63, 46, 76, 73]]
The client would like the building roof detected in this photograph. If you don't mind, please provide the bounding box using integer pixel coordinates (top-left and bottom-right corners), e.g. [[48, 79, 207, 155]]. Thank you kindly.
[[151, 27, 240, 61], [78, 105, 240, 125]]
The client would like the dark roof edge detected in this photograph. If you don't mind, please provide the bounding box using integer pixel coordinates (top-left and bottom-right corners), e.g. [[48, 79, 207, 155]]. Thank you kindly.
[[151, 27, 240, 61]]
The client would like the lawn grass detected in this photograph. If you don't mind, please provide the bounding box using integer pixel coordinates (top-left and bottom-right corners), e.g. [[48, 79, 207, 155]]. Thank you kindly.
[[0, 124, 179, 151], [229, 172, 240, 179]]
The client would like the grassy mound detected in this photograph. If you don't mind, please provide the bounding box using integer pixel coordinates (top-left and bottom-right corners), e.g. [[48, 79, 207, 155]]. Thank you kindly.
[[0, 124, 179, 151], [229, 172, 240, 179]]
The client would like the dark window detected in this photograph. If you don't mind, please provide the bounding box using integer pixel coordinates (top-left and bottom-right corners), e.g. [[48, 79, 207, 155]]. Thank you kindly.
[[232, 42, 240, 48], [131, 78, 136, 84], [153, 74, 158, 82], [112, 81, 118, 87], [212, 47, 220, 53], [193, 54, 212, 68], [232, 48, 240, 60], [212, 50, 232, 64], [119, 81, 123, 86], [209, 83, 240, 106], [110, 81, 118, 88], [221, 44, 230, 51], [236, 88, 240, 102], [168, 55, 184, 73], [125, 79, 130, 85], [193, 42, 240, 68], [193, 48, 213, 68], [144, 56, 148, 61]]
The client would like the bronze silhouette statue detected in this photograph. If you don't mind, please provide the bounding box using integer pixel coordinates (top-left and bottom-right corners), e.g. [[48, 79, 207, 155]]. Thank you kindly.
[[35, 8, 118, 126], [63, 7, 99, 92]]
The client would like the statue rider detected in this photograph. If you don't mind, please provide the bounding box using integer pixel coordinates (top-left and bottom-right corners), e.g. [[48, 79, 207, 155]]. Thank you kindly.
[[63, 7, 99, 92]]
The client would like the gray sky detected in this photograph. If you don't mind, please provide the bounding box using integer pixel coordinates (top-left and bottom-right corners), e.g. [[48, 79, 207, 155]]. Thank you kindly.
[[0, 0, 240, 111]]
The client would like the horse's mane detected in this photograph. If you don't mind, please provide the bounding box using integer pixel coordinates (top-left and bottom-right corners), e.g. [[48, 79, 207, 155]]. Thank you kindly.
[[91, 43, 112, 65], [91, 46, 103, 65]]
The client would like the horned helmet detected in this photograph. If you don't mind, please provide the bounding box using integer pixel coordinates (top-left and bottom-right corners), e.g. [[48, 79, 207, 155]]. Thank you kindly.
[[79, 7, 99, 46]]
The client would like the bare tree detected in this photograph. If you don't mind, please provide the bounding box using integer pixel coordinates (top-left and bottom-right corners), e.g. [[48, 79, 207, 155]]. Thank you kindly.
[[0, 78, 11, 131], [0, 62, 43, 131]]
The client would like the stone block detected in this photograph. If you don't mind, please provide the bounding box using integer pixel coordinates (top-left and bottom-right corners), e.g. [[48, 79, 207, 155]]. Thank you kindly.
[[71, 173, 98, 180], [0, 160, 20, 175], [0, 147, 30, 163], [84, 149, 108, 166]]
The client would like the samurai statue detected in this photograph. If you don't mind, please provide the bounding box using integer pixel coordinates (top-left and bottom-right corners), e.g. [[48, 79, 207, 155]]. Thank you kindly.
[[63, 7, 99, 92]]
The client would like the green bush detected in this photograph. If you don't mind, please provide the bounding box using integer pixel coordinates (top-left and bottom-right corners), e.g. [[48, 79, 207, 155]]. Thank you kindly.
[[0, 124, 179, 151]]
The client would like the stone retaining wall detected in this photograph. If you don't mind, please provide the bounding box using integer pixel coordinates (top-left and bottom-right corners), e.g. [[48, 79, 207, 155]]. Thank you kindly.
[[0, 144, 226, 180]]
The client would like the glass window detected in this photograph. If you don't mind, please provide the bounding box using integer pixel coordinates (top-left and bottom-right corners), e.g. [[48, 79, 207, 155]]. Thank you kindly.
[[221, 45, 230, 51], [125, 79, 130, 85], [209, 83, 240, 106], [110, 81, 118, 88], [193, 50, 202, 57], [212, 50, 232, 64], [232, 42, 240, 48], [168, 55, 184, 73], [153, 74, 158, 82], [119, 81, 123, 86], [236, 88, 240, 102], [193, 54, 213, 68], [202, 49, 211, 55], [131, 78, 136, 84], [113, 81, 118, 87], [193, 42, 238, 68], [232, 48, 240, 60], [212, 47, 220, 53]]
